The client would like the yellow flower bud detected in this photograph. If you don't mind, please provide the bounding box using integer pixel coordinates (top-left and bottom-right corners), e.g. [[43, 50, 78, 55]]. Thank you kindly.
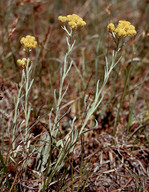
[[58, 16, 67, 23], [107, 23, 115, 32], [17, 58, 27, 67]]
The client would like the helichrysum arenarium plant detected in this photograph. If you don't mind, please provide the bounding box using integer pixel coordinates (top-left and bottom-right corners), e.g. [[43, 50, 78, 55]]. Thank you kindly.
[[107, 21, 137, 132], [40, 17, 128, 191], [37, 16, 137, 191], [1, 13, 140, 191], [12, 35, 37, 159], [39, 14, 87, 192], [0, 35, 39, 191]]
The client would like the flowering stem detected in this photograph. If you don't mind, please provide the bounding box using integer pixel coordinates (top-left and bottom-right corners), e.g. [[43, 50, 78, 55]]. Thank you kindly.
[[23, 58, 34, 152], [12, 74, 24, 151], [79, 50, 121, 136], [53, 31, 75, 138]]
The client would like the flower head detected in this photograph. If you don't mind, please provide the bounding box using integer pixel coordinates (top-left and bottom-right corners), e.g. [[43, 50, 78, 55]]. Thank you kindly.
[[107, 23, 115, 33], [107, 20, 136, 37], [58, 16, 67, 23], [20, 35, 37, 50], [58, 14, 86, 29], [17, 58, 27, 67]]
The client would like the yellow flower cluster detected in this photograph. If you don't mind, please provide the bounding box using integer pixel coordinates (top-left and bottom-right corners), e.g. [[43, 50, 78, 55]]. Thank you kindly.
[[20, 35, 37, 49], [17, 58, 27, 67], [58, 14, 86, 29], [107, 20, 136, 37]]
